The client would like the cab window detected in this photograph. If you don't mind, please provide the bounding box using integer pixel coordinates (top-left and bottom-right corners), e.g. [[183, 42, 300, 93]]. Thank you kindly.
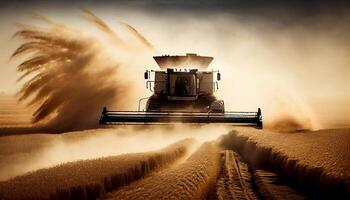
[[169, 74, 196, 96]]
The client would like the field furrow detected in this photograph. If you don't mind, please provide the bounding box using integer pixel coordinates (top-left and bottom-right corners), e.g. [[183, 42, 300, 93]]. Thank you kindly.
[[0, 139, 194, 200], [103, 142, 220, 200], [219, 129, 350, 199], [253, 170, 305, 200]]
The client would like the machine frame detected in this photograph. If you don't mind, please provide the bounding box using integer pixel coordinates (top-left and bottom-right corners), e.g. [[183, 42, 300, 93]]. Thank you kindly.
[[99, 53, 263, 129]]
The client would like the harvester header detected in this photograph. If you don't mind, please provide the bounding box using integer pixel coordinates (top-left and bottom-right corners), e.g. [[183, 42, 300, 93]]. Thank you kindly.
[[99, 53, 263, 128]]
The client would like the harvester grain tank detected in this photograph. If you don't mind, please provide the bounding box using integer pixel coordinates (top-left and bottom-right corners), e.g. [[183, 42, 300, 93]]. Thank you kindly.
[[99, 53, 263, 128]]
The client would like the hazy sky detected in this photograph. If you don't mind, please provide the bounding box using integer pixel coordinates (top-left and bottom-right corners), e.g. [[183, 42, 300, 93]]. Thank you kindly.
[[1, 0, 349, 93]]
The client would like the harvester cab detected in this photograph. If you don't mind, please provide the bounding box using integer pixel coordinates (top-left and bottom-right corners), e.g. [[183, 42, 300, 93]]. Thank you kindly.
[[99, 53, 263, 128], [143, 53, 226, 113]]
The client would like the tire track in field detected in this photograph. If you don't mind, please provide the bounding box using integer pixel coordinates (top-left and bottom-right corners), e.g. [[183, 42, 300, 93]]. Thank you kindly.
[[215, 150, 258, 200]]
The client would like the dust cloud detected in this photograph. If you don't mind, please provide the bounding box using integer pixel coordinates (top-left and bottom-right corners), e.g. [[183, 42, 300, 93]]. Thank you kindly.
[[9, 8, 350, 133], [260, 95, 314, 132], [11, 10, 155, 132], [0, 124, 230, 181]]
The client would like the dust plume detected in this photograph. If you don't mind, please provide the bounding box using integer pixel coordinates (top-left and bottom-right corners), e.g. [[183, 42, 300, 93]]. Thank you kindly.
[[267, 115, 312, 132], [120, 22, 155, 50], [11, 10, 154, 132], [0, 124, 231, 181], [262, 95, 314, 132]]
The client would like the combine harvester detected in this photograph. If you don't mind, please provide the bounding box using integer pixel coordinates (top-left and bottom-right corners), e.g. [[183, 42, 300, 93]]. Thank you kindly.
[[99, 53, 263, 128]]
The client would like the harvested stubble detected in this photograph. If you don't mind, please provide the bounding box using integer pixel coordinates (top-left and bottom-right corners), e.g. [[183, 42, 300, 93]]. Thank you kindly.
[[219, 129, 350, 199], [103, 142, 220, 200], [0, 139, 194, 200]]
